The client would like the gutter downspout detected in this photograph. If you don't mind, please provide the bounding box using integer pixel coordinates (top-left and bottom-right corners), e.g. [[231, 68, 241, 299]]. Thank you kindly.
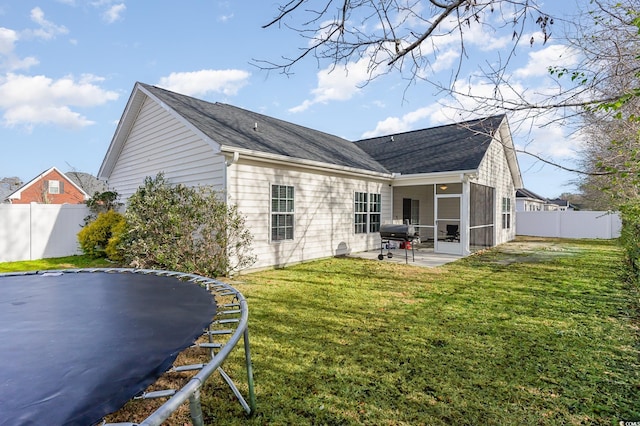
[[223, 152, 240, 204], [222, 151, 240, 276]]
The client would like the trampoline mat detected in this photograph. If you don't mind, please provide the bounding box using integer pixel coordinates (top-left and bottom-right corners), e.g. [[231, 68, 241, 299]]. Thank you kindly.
[[0, 271, 217, 426]]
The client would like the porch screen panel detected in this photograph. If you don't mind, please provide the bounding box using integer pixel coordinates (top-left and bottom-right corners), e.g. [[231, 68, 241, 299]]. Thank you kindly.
[[470, 183, 494, 250]]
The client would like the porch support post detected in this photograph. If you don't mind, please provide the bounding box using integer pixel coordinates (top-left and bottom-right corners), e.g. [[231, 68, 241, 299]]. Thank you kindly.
[[461, 176, 471, 255]]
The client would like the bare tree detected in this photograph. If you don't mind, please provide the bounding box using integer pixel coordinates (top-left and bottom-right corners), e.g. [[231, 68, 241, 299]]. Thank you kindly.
[[257, 1, 635, 111], [257, 0, 640, 195], [568, 0, 640, 207], [256, 0, 552, 85]]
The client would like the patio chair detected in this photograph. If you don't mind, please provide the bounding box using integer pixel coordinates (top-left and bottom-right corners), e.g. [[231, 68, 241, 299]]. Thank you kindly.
[[445, 224, 459, 242]]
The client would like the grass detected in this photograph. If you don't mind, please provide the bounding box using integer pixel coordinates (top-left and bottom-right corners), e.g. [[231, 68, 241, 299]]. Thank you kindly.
[[2, 238, 638, 425], [0, 255, 114, 273]]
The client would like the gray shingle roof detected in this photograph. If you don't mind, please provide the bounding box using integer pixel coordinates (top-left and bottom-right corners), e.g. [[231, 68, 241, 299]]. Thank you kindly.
[[516, 188, 547, 201], [140, 83, 389, 174], [66, 172, 108, 196], [354, 115, 506, 175]]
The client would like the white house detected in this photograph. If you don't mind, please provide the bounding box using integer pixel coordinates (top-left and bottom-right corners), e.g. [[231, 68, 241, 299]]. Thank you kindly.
[[515, 188, 574, 212], [99, 82, 523, 271], [516, 188, 554, 211]]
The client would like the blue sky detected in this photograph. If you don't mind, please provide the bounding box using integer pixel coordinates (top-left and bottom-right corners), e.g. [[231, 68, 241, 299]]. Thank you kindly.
[[0, 1, 584, 198]]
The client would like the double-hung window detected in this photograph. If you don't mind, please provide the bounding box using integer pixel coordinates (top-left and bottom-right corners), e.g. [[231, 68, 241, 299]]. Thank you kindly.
[[501, 197, 512, 229], [369, 193, 381, 232], [354, 192, 368, 234], [47, 180, 62, 194], [354, 191, 381, 234], [271, 184, 294, 241]]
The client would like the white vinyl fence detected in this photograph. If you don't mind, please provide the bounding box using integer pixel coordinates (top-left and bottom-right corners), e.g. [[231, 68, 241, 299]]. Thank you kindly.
[[516, 210, 621, 239], [0, 203, 89, 262]]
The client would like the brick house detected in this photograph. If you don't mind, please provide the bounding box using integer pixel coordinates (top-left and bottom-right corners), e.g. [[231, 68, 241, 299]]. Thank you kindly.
[[6, 167, 90, 204]]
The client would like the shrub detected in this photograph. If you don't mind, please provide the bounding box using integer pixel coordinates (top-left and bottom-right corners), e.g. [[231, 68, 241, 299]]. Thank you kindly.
[[122, 173, 255, 277], [83, 190, 122, 224], [77, 210, 127, 259], [104, 217, 128, 262], [619, 200, 640, 283]]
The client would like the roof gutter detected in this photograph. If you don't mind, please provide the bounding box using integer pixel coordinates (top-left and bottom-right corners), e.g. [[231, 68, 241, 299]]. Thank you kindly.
[[220, 146, 393, 180], [391, 169, 478, 187]]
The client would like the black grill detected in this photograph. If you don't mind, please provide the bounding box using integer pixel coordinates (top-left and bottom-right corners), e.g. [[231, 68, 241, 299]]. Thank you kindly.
[[378, 223, 417, 263], [379, 223, 417, 241]]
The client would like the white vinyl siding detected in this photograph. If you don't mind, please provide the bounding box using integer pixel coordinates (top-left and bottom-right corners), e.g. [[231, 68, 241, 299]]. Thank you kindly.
[[228, 158, 390, 270], [474, 123, 517, 244], [106, 98, 225, 201]]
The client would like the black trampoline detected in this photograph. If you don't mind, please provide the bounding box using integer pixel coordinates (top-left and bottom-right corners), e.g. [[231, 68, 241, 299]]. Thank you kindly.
[[0, 268, 255, 426]]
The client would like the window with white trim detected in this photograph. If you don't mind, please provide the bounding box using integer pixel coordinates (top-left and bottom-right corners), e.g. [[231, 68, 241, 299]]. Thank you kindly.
[[271, 184, 294, 241], [369, 193, 381, 232], [501, 197, 512, 229], [354, 191, 381, 234], [47, 180, 62, 194], [354, 192, 368, 234]]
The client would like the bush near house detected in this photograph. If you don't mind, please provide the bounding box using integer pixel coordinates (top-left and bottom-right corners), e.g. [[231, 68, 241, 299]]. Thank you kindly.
[[76, 174, 256, 276], [121, 173, 255, 277], [77, 209, 126, 259]]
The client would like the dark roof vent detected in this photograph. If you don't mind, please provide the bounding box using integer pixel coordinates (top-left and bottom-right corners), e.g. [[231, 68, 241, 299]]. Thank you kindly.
[[253, 122, 258, 131]]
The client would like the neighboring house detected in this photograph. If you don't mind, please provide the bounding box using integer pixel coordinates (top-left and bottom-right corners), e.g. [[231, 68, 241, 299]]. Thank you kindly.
[[6, 167, 89, 204], [0, 177, 22, 204], [515, 189, 578, 212], [547, 197, 578, 211], [515, 188, 560, 212], [99, 82, 523, 271], [66, 171, 109, 197]]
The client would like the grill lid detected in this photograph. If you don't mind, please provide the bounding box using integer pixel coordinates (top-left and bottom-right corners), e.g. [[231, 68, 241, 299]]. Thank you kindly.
[[379, 223, 416, 240]]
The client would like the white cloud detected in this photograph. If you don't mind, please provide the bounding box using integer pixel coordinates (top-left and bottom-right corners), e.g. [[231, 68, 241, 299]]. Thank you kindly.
[[0, 27, 38, 71], [361, 105, 442, 138], [216, 1, 233, 23], [0, 73, 119, 128], [292, 7, 535, 113], [429, 48, 461, 73], [0, 27, 17, 55], [362, 68, 584, 162], [157, 69, 251, 97], [523, 121, 583, 159], [289, 57, 377, 113], [103, 3, 126, 23], [24, 7, 69, 40], [513, 43, 580, 79]]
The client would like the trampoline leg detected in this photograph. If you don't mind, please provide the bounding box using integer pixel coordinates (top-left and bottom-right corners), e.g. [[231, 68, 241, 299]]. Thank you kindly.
[[244, 328, 257, 414], [189, 388, 204, 426]]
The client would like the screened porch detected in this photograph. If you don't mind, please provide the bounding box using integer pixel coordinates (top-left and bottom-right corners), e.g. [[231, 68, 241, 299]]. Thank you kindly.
[[390, 182, 496, 255]]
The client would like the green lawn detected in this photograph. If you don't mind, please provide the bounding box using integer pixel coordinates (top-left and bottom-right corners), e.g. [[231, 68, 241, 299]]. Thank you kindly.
[[211, 238, 639, 425], [2, 238, 638, 425], [0, 255, 114, 273]]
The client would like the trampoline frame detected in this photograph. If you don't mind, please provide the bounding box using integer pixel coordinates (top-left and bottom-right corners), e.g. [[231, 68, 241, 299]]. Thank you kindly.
[[1, 268, 256, 426]]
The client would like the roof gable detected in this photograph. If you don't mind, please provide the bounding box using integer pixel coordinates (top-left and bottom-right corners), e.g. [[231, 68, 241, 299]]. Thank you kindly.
[[354, 115, 507, 175], [7, 167, 89, 201], [516, 188, 547, 201], [99, 83, 523, 187], [137, 83, 389, 174]]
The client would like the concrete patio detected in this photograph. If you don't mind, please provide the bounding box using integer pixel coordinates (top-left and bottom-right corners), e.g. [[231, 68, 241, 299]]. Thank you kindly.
[[350, 244, 464, 268]]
